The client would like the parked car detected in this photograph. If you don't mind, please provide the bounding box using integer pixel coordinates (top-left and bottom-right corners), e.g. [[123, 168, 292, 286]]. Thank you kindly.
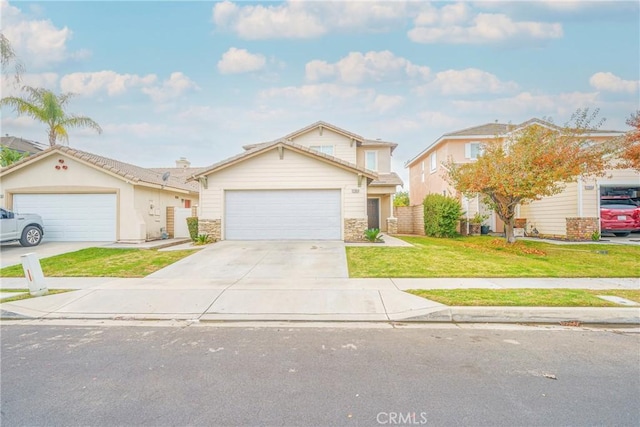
[[600, 200, 640, 237], [0, 208, 44, 246]]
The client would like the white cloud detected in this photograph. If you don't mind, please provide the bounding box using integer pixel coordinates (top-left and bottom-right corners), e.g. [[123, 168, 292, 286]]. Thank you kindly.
[[60, 71, 157, 96], [1, 0, 87, 68], [102, 122, 169, 139], [259, 83, 374, 106], [305, 51, 430, 84], [217, 47, 267, 74], [419, 68, 518, 95], [451, 91, 600, 116], [409, 12, 563, 44], [417, 111, 465, 128], [213, 0, 325, 39], [141, 72, 199, 103], [369, 94, 404, 114], [1, 72, 58, 97], [212, 0, 409, 40], [589, 72, 639, 94]]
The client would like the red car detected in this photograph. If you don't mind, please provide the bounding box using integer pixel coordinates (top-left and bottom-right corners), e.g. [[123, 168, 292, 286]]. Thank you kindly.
[[600, 200, 640, 237]]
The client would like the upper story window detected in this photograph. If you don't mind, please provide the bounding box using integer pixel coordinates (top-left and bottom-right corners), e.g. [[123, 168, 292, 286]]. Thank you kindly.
[[430, 152, 437, 172], [310, 145, 334, 156], [365, 151, 378, 171], [465, 142, 483, 159]]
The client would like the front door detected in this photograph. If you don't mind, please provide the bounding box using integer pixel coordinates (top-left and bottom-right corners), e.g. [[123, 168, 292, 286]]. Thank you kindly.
[[367, 198, 380, 230]]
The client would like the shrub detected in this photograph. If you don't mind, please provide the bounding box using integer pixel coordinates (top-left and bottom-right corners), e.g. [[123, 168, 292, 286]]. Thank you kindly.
[[186, 217, 199, 241], [393, 191, 410, 207], [423, 194, 463, 237], [194, 234, 211, 245], [364, 228, 383, 242]]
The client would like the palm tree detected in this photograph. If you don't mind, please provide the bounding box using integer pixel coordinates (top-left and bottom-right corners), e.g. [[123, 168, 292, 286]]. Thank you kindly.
[[1, 33, 25, 84], [1, 87, 102, 146]]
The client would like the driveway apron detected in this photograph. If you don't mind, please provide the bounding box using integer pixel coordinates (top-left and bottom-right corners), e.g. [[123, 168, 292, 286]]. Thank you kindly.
[[148, 240, 349, 280]]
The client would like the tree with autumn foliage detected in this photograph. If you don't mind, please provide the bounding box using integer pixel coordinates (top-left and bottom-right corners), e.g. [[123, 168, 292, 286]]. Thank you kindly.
[[445, 109, 619, 243], [620, 111, 640, 171]]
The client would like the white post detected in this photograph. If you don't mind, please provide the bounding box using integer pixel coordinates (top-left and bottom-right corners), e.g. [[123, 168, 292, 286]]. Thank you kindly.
[[389, 195, 395, 219], [21, 253, 48, 297]]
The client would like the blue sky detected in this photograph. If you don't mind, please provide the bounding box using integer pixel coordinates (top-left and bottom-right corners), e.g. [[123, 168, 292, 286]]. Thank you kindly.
[[1, 0, 638, 185]]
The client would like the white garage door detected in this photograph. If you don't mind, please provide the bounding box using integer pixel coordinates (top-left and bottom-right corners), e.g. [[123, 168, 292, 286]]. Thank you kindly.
[[225, 190, 341, 240], [13, 194, 117, 242]]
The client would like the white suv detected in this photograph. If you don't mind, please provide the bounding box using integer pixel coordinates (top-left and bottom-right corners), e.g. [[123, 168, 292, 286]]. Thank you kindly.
[[0, 208, 44, 246]]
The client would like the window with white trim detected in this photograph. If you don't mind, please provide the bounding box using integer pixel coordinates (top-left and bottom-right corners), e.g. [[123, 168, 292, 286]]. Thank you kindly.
[[365, 151, 378, 171], [465, 142, 483, 159], [430, 152, 437, 172], [310, 145, 334, 155]]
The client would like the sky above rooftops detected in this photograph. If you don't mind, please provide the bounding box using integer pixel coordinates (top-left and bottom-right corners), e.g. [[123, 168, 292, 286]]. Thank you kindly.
[[1, 0, 638, 187]]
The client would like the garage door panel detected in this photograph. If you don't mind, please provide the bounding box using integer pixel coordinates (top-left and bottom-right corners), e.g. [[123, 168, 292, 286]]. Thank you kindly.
[[225, 190, 341, 240], [13, 194, 116, 242]]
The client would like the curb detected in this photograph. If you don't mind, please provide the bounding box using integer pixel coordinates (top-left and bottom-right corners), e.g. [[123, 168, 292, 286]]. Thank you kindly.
[[1, 307, 639, 325], [400, 306, 640, 324]]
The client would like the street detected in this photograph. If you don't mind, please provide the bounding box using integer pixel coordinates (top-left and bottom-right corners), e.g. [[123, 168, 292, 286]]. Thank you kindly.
[[1, 323, 639, 426]]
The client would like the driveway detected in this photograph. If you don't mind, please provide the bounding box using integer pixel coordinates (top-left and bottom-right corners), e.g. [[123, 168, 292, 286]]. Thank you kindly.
[[149, 240, 349, 279], [0, 241, 109, 268]]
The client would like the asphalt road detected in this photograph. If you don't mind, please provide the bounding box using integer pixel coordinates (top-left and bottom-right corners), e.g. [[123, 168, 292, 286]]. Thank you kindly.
[[1, 324, 638, 427]]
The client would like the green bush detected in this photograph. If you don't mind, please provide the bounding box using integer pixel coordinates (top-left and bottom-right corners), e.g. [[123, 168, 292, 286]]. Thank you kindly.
[[186, 217, 199, 241], [423, 194, 463, 238], [364, 228, 383, 242]]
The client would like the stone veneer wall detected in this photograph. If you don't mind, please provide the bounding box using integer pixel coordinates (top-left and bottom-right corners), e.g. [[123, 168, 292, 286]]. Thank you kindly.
[[394, 205, 425, 235], [344, 218, 368, 241], [199, 219, 221, 241], [386, 217, 398, 235], [566, 217, 598, 241]]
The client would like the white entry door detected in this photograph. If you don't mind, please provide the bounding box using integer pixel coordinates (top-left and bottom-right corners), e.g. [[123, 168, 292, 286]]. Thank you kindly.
[[13, 193, 117, 241], [225, 189, 341, 240]]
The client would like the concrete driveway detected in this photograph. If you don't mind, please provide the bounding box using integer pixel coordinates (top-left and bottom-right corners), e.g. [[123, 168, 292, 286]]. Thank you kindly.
[[0, 241, 109, 268], [149, 240, 349, 279]]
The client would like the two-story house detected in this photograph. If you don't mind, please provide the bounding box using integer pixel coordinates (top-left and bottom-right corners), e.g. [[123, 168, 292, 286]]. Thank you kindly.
[[406, 118, 635, 239], [191, 121, 402, 241]]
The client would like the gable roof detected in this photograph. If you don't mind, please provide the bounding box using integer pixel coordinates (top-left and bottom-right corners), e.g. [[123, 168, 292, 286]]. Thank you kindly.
[[0, 146, 198, 193], [191, 139, 378, 180], [242, 121, 398, 153], [1, 136, 46, 154], [406, 117, 625, 167]]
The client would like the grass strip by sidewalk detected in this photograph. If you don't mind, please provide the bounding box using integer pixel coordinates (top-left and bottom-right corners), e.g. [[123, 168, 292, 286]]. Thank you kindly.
[[0, 289, 70, 304], [347, 236, 640, 278], [0, 248, 194, 278], [407, 289, 640, 307]]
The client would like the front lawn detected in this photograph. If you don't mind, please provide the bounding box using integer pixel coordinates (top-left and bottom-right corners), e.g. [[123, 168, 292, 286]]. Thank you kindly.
[[347, 236, 640, 278], [407, 288, 640, 307], [0, 248, 194, 278]]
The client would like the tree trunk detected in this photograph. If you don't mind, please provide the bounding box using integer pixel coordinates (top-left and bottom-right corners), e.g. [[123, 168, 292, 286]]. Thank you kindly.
[[504, 216, 517, 244], [49, 129, 56, 146]]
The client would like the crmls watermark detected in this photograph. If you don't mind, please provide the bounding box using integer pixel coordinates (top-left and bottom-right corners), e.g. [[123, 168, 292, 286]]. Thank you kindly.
[[376, 412, 428, 425]]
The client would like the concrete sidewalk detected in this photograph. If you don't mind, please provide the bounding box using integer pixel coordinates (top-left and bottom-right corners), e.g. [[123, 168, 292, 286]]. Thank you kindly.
[[1, 276, 638, 324]]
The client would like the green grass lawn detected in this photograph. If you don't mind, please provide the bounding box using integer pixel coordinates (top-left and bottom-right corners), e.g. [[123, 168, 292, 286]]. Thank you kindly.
[[0, 248, 195, 278], [347, 235, 640, 278], [0, 289, 70, 303], [407, 289, 640, 307]]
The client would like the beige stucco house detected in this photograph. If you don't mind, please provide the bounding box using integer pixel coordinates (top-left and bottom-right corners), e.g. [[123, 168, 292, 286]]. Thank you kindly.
[[406, 118, 636, 239], [0, 146, 198, 242], [191, 121, 402, 241]]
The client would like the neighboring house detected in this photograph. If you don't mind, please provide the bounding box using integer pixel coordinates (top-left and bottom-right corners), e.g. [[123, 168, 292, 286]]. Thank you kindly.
[[0, 146, 198, 242], [191, 121, 402, 241], [406, 118, 637, 239], [1, 135, 46, 155]]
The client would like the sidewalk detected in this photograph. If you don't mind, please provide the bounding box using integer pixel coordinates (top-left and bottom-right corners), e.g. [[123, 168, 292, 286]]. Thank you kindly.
[[1, 276, 638, 324]]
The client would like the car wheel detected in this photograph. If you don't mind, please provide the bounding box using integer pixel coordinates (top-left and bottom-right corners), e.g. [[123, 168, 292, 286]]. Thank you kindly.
[[20, 226, 42, 247], [613, 232, 630, 237]]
